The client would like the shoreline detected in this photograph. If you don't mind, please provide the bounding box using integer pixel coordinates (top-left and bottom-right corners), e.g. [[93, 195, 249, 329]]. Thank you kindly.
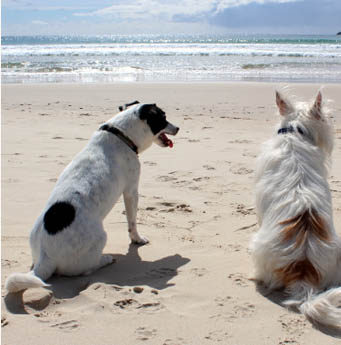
[[3, 80, 341, 87], [3, 78, 341, 86]]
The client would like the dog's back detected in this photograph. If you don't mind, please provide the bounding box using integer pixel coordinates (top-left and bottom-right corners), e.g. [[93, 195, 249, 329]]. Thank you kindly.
[[251, 91, 341, 328]]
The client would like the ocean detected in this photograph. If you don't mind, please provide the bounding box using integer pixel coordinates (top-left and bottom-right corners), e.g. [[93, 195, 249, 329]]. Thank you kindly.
[[2, 34, 341, 84]]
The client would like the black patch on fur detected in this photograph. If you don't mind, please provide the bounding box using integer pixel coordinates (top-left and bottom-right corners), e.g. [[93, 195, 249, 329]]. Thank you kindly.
[[119, 100, 140, 112], [139, 104, 168, 135], [44, 201, 76, 235]]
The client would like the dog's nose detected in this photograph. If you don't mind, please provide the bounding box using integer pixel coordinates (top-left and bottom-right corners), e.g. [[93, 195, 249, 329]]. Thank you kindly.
[[174, 127, 180, 135]]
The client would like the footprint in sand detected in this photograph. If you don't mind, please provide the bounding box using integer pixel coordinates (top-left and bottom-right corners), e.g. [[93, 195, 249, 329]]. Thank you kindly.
[[163, 337, 187, 345], [278, 339, 300, 345], [180, 234, 195, 243], [174, 203, 192, 213], [213, 298, 255, 322], [143, 161, 157, 166], [190, 267, 208, 277], [157, 175, 178, 182], [229, 165, 253, 175], [214, 296, 233, 307], [192, 176, 210, 182], [228, 139, 252, 144], [33, 310, 50, 320], [227, 303, 256, 320], [203, 164, 215, 170], [227, 273, 249, 287], [136, 302, 162, 311], [174, 180, 192, 188], [331, 180, 341, 185], [278, 313, 307, 337], [159, 201, 175, 207], [231, 203, 255, 216], [205, 330, 231, 342], [1, 259, 19, 268], [113, 293, 162, 313], [242, 151, 257, 158], [226, 244, 243, 253], [50, 319, 79, 332], [151, 202, 193, 213], [135, 327, 157, 341], [114, 298, 138, 309]]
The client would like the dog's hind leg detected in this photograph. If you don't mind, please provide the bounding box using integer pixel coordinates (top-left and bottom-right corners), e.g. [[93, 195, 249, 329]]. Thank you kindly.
[[56, 224, 115, 276], [83, 254, 116, 276], [33, 250, 57, 282], [79, 228, 116, 276], [123, 188, 149, 244]]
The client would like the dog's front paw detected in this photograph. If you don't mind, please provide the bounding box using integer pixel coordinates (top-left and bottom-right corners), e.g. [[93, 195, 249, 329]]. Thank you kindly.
[[131, 235, 149, 245], [129, 228, 149, 245]]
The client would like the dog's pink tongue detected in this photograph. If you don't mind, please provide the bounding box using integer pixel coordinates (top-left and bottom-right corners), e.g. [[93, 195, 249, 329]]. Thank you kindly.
[[160, 133, 173, 148]]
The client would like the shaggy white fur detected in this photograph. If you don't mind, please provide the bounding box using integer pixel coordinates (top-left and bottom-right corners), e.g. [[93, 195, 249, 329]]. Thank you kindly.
[[5, 103, 179, 293], [250, 90, 341, 328]]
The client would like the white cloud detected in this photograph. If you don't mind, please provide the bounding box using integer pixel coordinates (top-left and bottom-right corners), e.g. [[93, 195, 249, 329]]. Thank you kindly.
[[73, 0, 216, 20], [2, 0, 339, 35], [215, 0, 299, 13], [73, 0, 300, 20]]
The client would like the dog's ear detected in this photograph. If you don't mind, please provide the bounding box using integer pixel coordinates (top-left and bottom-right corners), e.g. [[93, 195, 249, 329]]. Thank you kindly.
[[139, 104, 157, 120], [309, 91, 322, 120], [118, 100, 140, 112], [276, 91, 294, 116]]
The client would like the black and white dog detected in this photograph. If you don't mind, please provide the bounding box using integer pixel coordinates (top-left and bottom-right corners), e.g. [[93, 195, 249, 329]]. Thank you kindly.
[[6, 102, 179, 292]]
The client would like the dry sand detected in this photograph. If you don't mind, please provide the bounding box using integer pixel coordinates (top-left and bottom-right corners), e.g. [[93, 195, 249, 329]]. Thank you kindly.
[[2, 82, 341, 344]]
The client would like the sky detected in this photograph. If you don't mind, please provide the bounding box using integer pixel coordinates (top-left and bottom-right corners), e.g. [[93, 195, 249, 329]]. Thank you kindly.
[[2, 0, 341, 36]]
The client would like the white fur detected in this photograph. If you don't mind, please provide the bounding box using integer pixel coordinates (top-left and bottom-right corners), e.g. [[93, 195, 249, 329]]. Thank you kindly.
[[6, 104, 178, 293], [250, 90, 341, 328]]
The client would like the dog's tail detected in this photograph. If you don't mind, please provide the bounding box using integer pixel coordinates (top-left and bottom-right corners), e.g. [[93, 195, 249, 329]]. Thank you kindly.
[[277, 209, 341, 328], [5, 251, 55, 293], [5, 271, 49, 293], [284, 287, 341, 328]]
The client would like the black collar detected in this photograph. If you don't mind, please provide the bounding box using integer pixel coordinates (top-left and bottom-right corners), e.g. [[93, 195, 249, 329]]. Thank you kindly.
[[278, 125, 304, 136], [99, 124, 138, 154]]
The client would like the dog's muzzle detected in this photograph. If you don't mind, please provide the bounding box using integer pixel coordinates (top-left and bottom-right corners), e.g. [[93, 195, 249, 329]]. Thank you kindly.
[[158, 123, 179, 148]]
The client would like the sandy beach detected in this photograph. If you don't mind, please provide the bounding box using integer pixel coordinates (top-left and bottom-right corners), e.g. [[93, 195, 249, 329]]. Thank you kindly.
[[2, 82, 341, 345]]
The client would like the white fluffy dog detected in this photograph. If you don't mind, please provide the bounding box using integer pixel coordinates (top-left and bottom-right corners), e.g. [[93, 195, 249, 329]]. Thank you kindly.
[[250, 90, 341, 328], [6, 102, 179, 293]]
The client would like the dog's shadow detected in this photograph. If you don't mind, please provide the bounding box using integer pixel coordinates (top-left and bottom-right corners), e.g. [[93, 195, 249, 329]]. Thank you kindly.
[[47, 244, 190, 299], [5, 244, 190, 314], [256, 282, 341, 338], [31, 244, 188, 298]]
